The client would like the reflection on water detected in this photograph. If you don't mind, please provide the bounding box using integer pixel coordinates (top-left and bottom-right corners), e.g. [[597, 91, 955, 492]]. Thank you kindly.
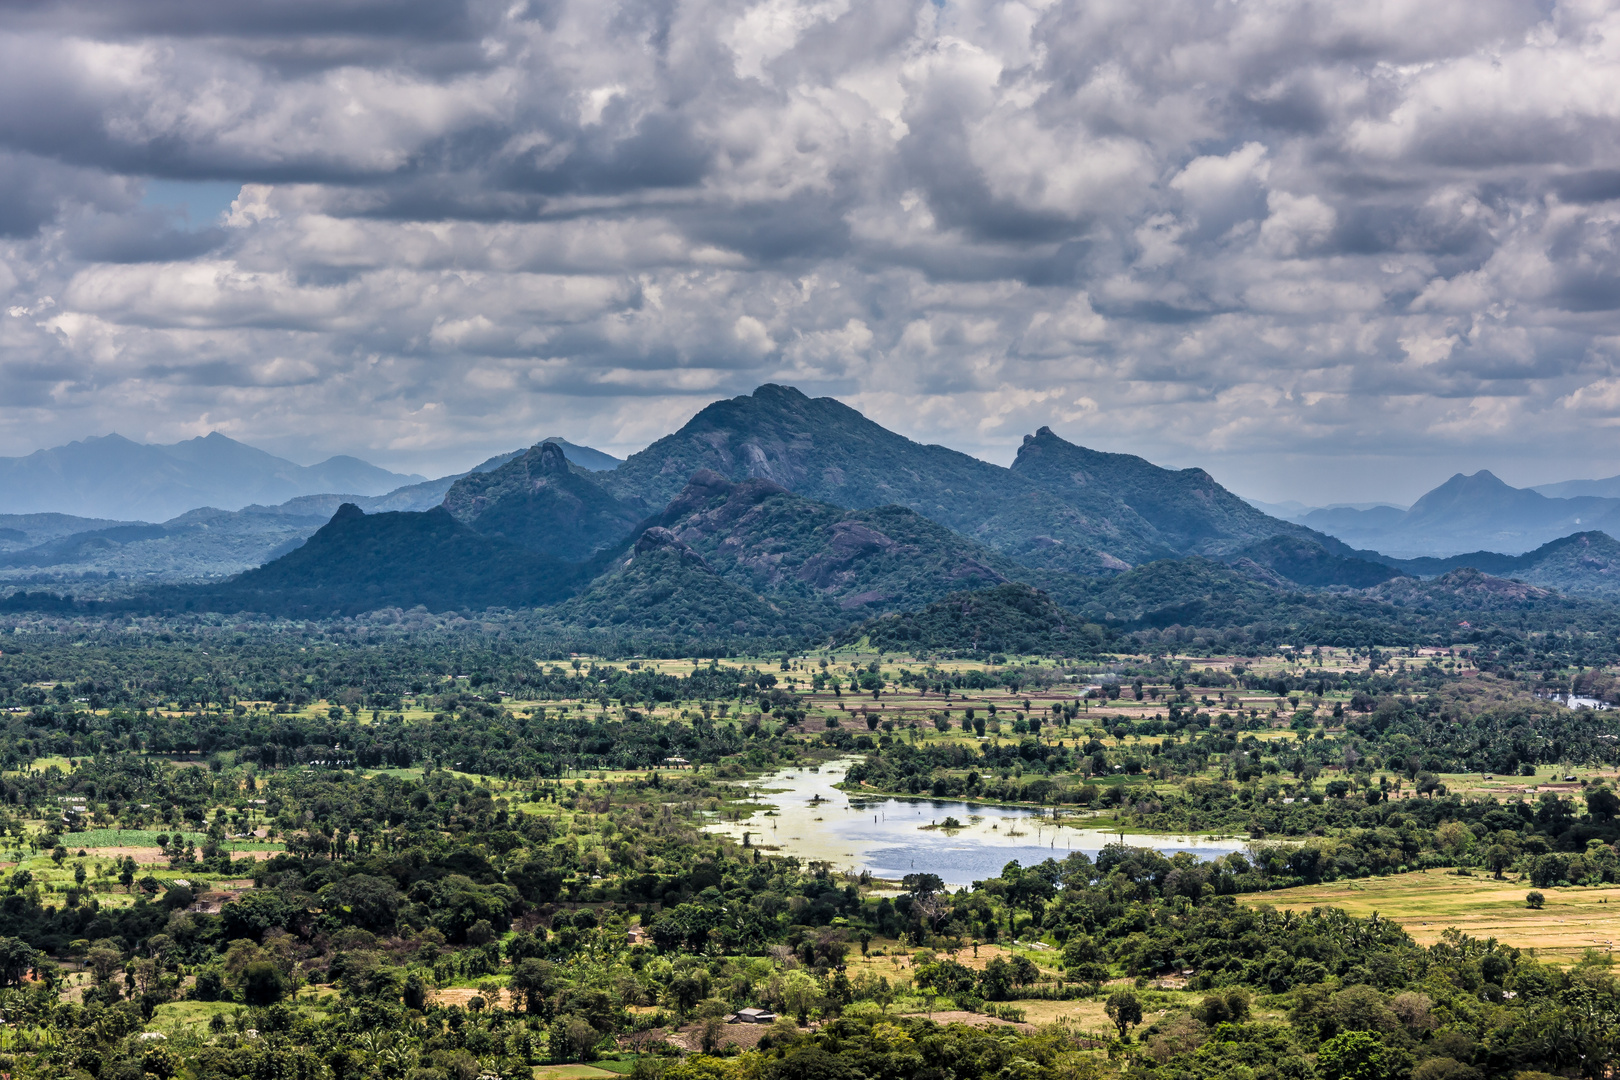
[[704, 758, 1249, 888]]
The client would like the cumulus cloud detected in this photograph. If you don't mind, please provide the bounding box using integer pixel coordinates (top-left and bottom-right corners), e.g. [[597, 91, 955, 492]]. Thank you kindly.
[[2, 0, 1620, 501]]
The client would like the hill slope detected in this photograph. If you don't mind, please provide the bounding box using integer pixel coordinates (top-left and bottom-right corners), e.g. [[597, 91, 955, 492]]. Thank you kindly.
[[547, 527, 792, 638], [1225, 536, 1407, 588], [1508, 531, 1620, 597], [1009, 426, 1315, 556], [842, 583, 1107, 656], [649, 471, 1021, 617], [171, 504, 588, 616]]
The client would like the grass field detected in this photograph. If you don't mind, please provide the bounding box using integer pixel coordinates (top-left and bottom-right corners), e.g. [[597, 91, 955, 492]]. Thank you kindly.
[[58, 829, 209, 848], [1244, 869, 1620, 963], [533, 1067, 623, 1079], [149, 1000, 243, 1035], [55, 829, 283, 852]]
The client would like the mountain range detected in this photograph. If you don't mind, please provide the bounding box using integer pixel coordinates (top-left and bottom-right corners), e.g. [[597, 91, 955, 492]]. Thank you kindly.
[[0, 439, 613, 584], [1292, 470, 1620, 557], [103, 384, 1613, 635], [0, 433, 426, 521], [14, 385, 1620, 649]]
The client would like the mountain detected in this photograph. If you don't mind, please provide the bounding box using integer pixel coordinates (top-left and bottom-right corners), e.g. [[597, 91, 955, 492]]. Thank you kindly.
[[1301, 470, 1620, 556], [1506, 531, 1620, 597], [1380, 531, 1620, 598], [0, 506, 332, 585], [1008, 426, 1331, 556], [70, 382, 1620, 624], [1368, 567, 1562, 612], [540, 438, 620, 472], [1244, 498, 1405, 523], [0, 524, 170, 569], [170, 504, 589, 616], [1533, 475, 1620, 500], [440, 441, 643, 561], [78, 384, 1338, 619], [0, 513, 133, 549], [596, 384, 1324, 574], [1243, 497, 1315, 519], [596, 384, 1163, 574], [0, 432, 423, 520], [0, 444, 618, 584], [647, 471, 1020, 618]]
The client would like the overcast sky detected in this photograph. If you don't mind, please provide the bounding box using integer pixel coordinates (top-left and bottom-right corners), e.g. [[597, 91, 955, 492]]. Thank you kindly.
[[4, 0, 1620, 504]]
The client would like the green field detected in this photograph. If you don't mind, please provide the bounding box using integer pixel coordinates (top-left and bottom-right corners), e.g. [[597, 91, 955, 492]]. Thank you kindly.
[[58, 829, 209, 848]]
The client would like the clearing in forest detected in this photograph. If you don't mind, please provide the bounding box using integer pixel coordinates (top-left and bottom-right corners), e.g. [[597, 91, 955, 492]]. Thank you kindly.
[[1242, 869, 1620, 963]]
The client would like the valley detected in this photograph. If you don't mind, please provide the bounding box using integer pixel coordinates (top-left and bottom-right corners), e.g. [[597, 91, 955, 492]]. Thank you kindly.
[[0, 620, 1617, 1078]]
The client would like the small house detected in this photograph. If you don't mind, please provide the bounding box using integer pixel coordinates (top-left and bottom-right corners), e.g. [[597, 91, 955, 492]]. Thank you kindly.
[[732, 1008, 775, 1024]]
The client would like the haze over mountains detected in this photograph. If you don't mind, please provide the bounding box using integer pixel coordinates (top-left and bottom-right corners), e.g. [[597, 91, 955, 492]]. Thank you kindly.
[[58, 385, 1593, 635], [0, 433, 425, 521], [0, 437, 618, 585], [1282, 470, 1620, 559], [12, 385, 1620, 640]]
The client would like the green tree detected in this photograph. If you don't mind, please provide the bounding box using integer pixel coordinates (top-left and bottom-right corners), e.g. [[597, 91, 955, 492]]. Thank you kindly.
[[1105, 990, 1143, 1041], [0, 937, 37, 987], [240, 961, 286, 1006], [1317, 1030, 1412, 1080], [548, 1015, 599, 1063], [782, 969, 821, 1025]]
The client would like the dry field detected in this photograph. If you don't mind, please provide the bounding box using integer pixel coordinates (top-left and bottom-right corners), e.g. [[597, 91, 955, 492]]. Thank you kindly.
[[1244, 869, 1620, 963]]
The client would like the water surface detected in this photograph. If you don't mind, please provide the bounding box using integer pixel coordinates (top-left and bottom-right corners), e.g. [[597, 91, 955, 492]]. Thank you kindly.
[[704, 759, 1248, 888]]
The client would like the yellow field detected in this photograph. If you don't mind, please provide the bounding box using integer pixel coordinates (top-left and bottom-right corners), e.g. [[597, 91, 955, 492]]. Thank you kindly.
[[1245, 869, 1620, 963]]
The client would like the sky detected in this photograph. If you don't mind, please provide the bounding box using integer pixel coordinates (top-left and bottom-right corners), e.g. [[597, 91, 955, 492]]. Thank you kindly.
[[3, 0, 1620, 505]]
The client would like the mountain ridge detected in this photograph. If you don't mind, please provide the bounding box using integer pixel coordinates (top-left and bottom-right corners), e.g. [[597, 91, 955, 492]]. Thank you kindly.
[[596, 384, 1271, 573], [0, 431, 423, 521], [1303, 469, 1620, 557]]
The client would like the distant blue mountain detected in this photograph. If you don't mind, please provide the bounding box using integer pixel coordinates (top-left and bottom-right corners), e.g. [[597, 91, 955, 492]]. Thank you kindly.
[[1533, 474, 1620, 499], [0, 432, 425, 521], [1302, 470, 1620, 557]]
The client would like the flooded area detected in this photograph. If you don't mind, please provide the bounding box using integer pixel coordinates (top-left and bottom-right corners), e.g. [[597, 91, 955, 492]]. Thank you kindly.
[[704, 758, 1250, 887]]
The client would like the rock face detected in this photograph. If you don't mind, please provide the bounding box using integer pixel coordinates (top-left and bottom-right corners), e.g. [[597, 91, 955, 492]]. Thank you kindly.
[[630, 526, 708, 567], [641, 471, 1016, 618]]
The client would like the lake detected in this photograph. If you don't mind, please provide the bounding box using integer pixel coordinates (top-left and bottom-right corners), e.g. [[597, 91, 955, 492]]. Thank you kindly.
[[703, 759, 1250, 887]]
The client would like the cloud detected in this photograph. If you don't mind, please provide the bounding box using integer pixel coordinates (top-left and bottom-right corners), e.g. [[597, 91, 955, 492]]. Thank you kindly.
[[0, 0, 1619, 501]]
